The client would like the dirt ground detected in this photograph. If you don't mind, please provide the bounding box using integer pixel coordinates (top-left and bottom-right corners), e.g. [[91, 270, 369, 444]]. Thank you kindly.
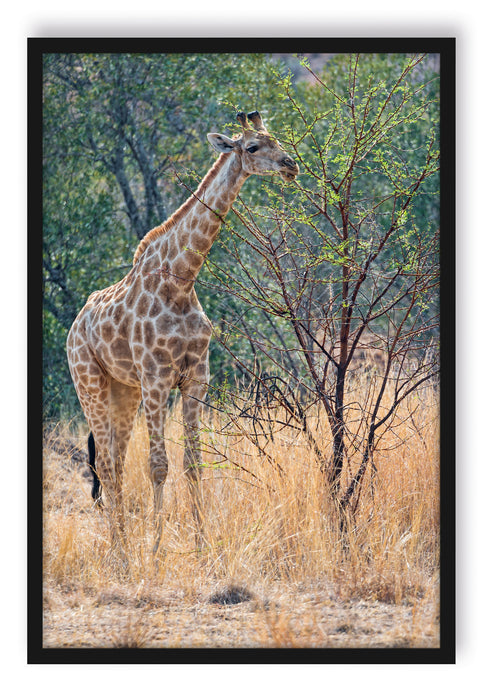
[[43, 579, 439, 649]]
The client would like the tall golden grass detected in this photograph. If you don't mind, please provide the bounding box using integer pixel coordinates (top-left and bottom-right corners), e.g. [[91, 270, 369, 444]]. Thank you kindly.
[[43, 380, 439, 648]]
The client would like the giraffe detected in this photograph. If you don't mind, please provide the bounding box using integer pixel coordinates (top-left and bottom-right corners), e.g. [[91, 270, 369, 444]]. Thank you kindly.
[[66, 110, 299, 549]]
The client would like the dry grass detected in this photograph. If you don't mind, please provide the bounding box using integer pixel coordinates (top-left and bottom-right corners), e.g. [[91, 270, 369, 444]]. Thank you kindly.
[[42, 382, 440, 649]]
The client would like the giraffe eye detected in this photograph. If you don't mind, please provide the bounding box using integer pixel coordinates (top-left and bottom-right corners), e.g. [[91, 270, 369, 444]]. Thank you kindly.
[[246, 145, 258, 153]]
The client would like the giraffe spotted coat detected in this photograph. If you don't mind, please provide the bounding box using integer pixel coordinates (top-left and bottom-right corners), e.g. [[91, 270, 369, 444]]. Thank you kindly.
[[66, 110, 299, 546]]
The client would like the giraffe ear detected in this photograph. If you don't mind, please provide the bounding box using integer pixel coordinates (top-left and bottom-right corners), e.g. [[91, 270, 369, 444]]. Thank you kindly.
[[207, 133, 237, 153]]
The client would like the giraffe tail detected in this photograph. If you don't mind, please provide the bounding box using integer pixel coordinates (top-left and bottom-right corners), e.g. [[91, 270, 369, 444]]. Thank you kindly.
[[88, 431, 103, 506]]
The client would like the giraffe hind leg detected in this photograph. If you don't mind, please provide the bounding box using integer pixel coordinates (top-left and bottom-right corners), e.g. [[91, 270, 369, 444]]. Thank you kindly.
[[106, 380, 142, 526], [68, 342, 139, 535]]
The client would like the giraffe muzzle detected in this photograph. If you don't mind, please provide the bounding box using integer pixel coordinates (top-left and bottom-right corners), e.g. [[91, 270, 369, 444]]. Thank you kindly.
[[280, 156, 299, 181]]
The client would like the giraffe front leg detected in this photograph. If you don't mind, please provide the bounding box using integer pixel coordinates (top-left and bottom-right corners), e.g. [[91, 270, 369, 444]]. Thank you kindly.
[[141, 382, 171, 554], [181, 374, 208, 546]]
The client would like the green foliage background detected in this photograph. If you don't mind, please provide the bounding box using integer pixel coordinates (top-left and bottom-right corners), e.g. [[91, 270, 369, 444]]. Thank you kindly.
[[42, 52, 440, 422]]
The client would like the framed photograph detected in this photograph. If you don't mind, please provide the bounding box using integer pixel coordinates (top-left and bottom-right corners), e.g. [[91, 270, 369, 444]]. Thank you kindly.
[[29, 37, 455, 663]]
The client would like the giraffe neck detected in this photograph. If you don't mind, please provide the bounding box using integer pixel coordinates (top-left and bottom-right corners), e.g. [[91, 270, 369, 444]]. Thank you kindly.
[[172, 151, 247, 280], [136, 151, 248, 287]]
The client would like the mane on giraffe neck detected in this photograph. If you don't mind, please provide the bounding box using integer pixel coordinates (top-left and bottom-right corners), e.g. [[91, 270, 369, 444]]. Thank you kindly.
[[133, 152, 232, 266]]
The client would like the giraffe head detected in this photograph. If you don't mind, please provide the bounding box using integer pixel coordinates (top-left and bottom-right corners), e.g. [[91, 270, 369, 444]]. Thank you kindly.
[[207, 110, 299, 182]]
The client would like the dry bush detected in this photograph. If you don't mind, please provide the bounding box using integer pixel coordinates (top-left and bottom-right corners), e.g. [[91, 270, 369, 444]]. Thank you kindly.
[[42, 381, 439, 648]]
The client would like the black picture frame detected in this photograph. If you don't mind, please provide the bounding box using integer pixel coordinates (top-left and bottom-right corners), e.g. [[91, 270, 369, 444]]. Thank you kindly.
[[28, 37, 455, 664]]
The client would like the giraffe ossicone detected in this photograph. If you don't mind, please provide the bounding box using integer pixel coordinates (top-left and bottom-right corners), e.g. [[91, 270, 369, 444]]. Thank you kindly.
[[66, 110, 299, 549]]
